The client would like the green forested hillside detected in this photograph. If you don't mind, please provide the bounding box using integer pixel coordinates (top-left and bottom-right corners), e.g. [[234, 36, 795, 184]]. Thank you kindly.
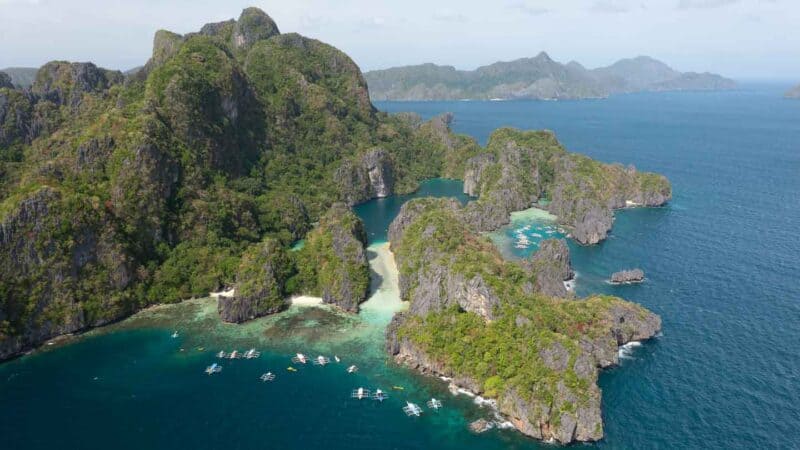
[[0, 8, 479, 357]]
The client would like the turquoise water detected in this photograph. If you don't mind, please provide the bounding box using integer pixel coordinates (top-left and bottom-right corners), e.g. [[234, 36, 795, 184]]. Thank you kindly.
[[354, 178, 471, 243], [3, 84, 799, 449]]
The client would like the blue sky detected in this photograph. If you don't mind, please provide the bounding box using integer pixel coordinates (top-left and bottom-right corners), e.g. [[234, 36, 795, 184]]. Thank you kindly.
[[0, 0, 797, 79]]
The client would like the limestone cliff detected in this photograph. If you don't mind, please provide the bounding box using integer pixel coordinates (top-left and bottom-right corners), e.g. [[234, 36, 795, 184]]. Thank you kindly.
[[385, 198, 661, 444], [461, 128, 671, 244], [525, 238, 573, 298], [218, 238, 292, 323], [293, 203, 370, 312]]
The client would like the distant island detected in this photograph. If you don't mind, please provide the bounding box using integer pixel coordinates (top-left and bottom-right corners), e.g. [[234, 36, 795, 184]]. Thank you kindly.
[[0, 67, 38, 88], [364, 53, 736, 101], [786, 83, 800, 98]]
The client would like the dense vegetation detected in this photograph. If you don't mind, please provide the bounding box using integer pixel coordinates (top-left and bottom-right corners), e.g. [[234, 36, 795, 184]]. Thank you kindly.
[[389, 198, 660, 442], [0, 8, 479, 356]]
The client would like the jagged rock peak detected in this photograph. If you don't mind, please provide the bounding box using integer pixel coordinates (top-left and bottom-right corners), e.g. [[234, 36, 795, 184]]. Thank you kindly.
[[232, 7, 280, 50]]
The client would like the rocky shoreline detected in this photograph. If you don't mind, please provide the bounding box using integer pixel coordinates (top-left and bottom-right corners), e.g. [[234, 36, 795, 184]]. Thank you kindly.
[[385, 198, 661, 444]]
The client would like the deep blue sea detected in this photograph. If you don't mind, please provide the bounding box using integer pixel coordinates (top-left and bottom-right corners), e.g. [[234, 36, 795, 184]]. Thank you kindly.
[[2, 84, 799, 449]]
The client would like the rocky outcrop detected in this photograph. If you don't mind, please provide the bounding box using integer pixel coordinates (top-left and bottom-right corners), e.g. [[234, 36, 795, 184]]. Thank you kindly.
[[462, 153, 495, 197], [336, 148, 395, 205], [469, 419, 493, 433], [610, 269, 645, 284], [386, 198, 662, 444], [295, 203, 369, 312], [526, 239, 573, 298], [461, 128, 671, 244], [231, 7, 280, 51], [362, 148, 395, 198], [0, 72, 13, 89], [31, 61, 122, 108], [219, 239, 292, 323]]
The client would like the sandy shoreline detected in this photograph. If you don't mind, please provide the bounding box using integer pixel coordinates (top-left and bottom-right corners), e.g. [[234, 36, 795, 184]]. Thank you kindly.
[[290, 295, 324, 306]]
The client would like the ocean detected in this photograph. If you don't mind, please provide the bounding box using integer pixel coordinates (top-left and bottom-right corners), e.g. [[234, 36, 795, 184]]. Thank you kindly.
[[2, 83, 799, 449]]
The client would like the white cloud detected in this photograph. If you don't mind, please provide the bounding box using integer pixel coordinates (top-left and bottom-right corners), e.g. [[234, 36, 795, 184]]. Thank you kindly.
[[677, 0, 739, 9]]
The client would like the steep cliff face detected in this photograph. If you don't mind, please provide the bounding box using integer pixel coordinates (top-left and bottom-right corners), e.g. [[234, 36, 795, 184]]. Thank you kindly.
[[218, 238, 292, 323], [0, 187, 135, 360], [294, 203, 369, 312], [461, 128, 671, 244], [335, 147, 395, 205], [385, 198, 661, 444], [525, 238, 573, 298]]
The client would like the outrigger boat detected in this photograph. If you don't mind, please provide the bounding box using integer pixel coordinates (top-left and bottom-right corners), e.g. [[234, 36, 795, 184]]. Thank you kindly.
[[205, 363, 222, 375], [260, 372, 276, 382], [426, 398, 443, 410], [217, 350, 226, 358], [228, 350, 240, 359], [291, 353, 308, 364], [351, 387, 371, 400], [372, 389, 388, 402], [403, 402, 423, 417], [171, 331, 179, 338], [313, 355, 330, 366], [347, 365, 358, 373], [243, 348, 261, 359]]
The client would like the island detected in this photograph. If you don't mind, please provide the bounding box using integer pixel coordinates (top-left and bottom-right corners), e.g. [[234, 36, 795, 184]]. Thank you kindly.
[[364, 54, 736, 101], [610, 269, 646, 284], [0, 7, 670, 444]]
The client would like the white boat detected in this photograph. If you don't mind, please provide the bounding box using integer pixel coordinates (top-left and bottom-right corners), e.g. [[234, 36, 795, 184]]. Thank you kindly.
[[291, 353, 308, 364], [205, 363, 222, 375], [260, 372, 276, 382], [347, 365, 358, 373], [372, 389, 388, 402], [216, 351, 226, 358], [313, 355, 330, 366], [171, 331, 179, 338], [228, 350, 239, 359], [334, 355, 341, 363], [351, 387, 371, 400], [244, 348, 261, 359], [427, 398, 443, 410], [403, 402, 423, 416]]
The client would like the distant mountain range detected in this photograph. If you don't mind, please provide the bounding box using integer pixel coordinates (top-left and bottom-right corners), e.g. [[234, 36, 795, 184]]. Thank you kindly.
[[364, 53, 737, 101], [785, 84, 800, 99], [0, 67, 38, 88]]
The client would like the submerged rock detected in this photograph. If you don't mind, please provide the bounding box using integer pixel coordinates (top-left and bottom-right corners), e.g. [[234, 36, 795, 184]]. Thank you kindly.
[[469, 419, 493, 433], [610, 269, 645, 284]]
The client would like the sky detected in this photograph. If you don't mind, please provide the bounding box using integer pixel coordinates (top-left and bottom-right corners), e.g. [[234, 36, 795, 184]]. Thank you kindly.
[[0, 0, 797, 80]]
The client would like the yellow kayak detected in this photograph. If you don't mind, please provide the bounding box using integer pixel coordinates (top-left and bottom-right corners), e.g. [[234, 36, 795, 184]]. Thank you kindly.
[[287, 366, 297, 372], [392, 386, 404, 390]]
